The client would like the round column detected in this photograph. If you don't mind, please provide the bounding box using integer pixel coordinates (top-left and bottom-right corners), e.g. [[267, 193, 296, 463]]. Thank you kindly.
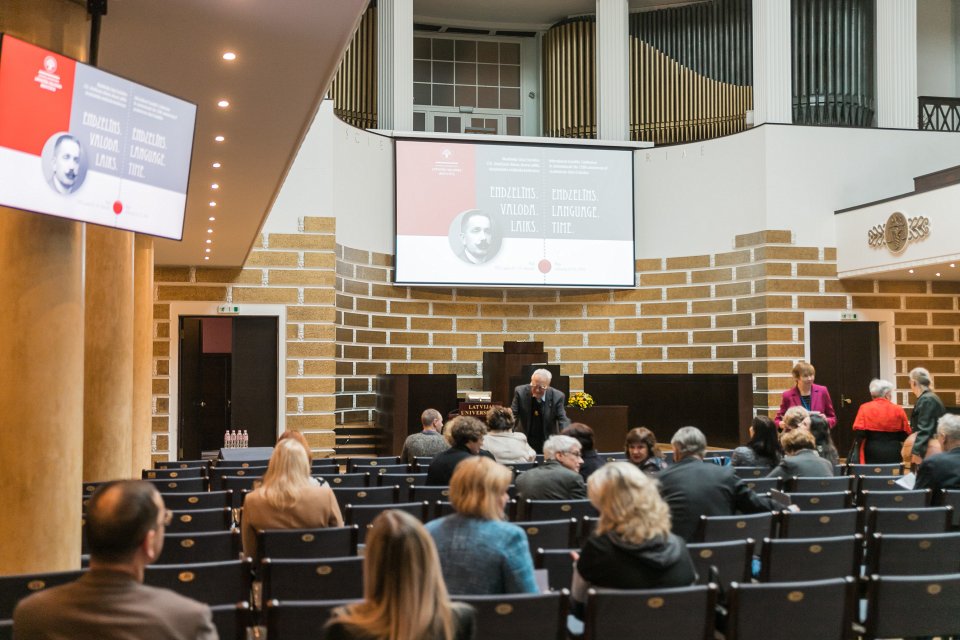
[[131, 234, 155, 475]]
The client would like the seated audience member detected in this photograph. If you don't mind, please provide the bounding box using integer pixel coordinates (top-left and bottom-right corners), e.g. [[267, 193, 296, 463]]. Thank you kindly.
[[425, 416, 495, 486], [658, 426, 781, 541], [563, 422, 602, 481], [323, 510, 475, 640], [851, 379, 911, 464], [625, 427, 666, 474], [425, 456, 538, 595], [482, 406, 536, 464], [809, 413, 840, 467], [514, 434, 587, 500], [731, 416, 782, 469], [766, 429, 834, 480], [572, 463, 697, 617], [914, 413, 960, 493], [241, 438, 343, 558], [278, 428, 313, 461], [14, 480, 217, 640], [400, 408, 450, 465], [780, 405, 811, 432]]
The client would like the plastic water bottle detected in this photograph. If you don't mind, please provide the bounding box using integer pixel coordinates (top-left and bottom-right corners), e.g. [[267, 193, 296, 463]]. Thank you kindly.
[[242, 430, 249, 448], [224, 430, 230, 449]]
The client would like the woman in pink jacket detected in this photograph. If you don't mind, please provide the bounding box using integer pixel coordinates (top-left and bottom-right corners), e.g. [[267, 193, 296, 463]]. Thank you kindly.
[[774, 361, 837, 429]]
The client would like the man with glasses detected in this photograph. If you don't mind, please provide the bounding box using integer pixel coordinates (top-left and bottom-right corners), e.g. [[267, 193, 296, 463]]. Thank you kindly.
[[15, 480, 217, 639], [511, 368, 570, 454], [515, 435, 587, 500], [914, 413, 960, 493]]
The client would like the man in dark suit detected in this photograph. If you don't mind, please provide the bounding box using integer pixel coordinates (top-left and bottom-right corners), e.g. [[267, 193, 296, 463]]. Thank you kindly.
[[14, 480, 217, 640], [425, 416, 496, 486], [511, 368, 571, 454], [658, 426, 784, 541], [515, 435, 587, 500], [915, 413, 960, 493]]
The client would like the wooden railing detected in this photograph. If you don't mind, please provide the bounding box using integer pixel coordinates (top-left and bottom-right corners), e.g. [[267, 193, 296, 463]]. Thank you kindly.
[[919, 96, 960, 131]]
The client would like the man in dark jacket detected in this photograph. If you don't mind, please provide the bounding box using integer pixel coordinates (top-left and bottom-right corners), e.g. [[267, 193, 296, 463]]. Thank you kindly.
[[515, 435, 587, 500], [915, 413, 960, 493], [425, 416, 495, 485], [658, 426, 782, 541], [511, 368, 570, 454]]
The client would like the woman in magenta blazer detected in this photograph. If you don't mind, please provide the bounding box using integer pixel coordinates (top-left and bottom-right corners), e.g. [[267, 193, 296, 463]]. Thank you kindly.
[[774, 361, 837, 429]]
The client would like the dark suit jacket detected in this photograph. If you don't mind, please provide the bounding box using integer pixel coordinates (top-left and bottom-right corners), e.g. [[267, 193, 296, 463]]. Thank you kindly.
[[657, 456, 779, 541], [510, 385, 570, 444], [425, 445, 496, 486], [915, 447, 960, 493], [514, 460, 587, 500], [766, 449, 834, 481], [775, 383, 837, 428], [13, 569, 217, 640]]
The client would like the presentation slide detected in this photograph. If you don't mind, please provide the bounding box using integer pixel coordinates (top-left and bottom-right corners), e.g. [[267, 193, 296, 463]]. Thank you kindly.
[[0, 34, 196, 239], [395, 138, 636, 287]]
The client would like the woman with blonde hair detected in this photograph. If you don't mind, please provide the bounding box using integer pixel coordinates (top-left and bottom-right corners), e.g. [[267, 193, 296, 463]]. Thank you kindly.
[[572, 462, 696, 616], [240, 438, 343, 558], [425, 456, 538, 594], [780, 405, 810, 432], [322, 510, 475, 640]]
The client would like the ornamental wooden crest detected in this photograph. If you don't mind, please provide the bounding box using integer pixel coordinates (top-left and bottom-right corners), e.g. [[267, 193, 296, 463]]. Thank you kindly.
[[868, 212, 929, 253]]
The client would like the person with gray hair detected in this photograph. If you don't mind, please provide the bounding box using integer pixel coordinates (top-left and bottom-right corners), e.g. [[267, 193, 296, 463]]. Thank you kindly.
[[514, 434, 587, 500], [915, 413, 960, 493], [850, 378, 911, 464], [657, 426, 781, 541], [400, 408, 450, 464], [510, 368, 570, 454], [907, 367, 946, 465]]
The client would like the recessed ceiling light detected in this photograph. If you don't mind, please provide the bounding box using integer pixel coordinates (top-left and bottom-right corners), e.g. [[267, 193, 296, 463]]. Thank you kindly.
[[212, 162, 221, 168], [205, 248, 211, 253], [936, 272, 941, 277], [951, 263, 956, 268], [214, 135, 225, 142], [908, 269, 914, 274], [211, 183, 219, 190], [208, 216, 216, 221], [217, 99, 230, 108], [209, 201, 216, 207], [222, 52, 237, 61], [206, 239, 212, 244], [207, 229, 214, 233], [204, 256, 210, 260]]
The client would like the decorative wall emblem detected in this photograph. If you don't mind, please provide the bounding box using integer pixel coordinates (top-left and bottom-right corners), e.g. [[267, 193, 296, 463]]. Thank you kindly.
[[868, 212, 929, 253]]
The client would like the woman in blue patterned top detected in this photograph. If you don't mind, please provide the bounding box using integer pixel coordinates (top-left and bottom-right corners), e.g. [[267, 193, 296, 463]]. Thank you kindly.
[[425, 456, 539, 595]]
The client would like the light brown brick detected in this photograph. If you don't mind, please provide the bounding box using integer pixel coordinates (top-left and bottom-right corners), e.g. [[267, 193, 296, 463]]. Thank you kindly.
[[287, 360, 300, 376], [758, 279, 820, 293], [823, 248, 837, 260], [192, 268, 259, 285], [716, 282, 752, 297], [285, 324, 297, 340], [303, 217, 336, 233], [614, 318, 662, 331], [457, 318, 503, 332], [480, 334, 528, 347], [151, 417, 168, 432], [906, 360, 956, 375], [390, 301, 429, 315], [268, 234, 335, 250], [735, 296, 767, 311], [851, 295, 902, 309], [693, 361, 734, 374], [336, 263, 355, 278], [287, 414, 336, 430], [692, 300, 733, 314], [303, 325, 335, 341], [412, 289, 454, 301], [434, 363, 478, 375], [797, 296, 848, 309], [536, 333, 584, 347], [635, 258, 663, 271], [879, 281, 927, 294], [611, 288, 662, 302], [232, 287, 299, 304], [715, 313, 753, 328], [156, 323, 170, 339], [642, 362, 688, 374], [156, 285, 227, 301], [559, 348, 610, 361], [153, 341, 169, 357], [355, 298, 387, 313], [156, 360, 169, 376], [668, 346, 711, 359], [457, 289, 507, 302], [411, 347, 453, 360], [506, 319, 557, 332], [153, 303, 170, 318], [640, 301, 687, 316], [154, 267, 191, 282], [735, 230, 793, 247], [640, 272, 687, 286], [152, 378, 168, 394], [342, 280, 368, 296], [288, 342, 336, 358], [756, 344, 805, 358], [690, 268, 732, 284], [435, 303, 480, 316], [753, 246, 819, 260], [368, 312, 405, 329], [342, 345, 369, 360], [560, 319, 608, 332], [693, 330, 734, 343], [586, 303, 637, 317], [587, 362, 638, 374], [796, 263, 837, 277], [666, 255, 710, 269], [356, 266, 388, 282], [754, 311, 803, 325], [616, 347, 663, 360], [504, 290, 559, 303], [714, 250, 751, 266], [371, 346, 407, 360], [667, 316, 712, 330], [829, 280, 874, 293], [304, 287, 336, 304], [342, 312, 368, 328], [905, 297, 954, 310], [356, 330, 388, 344], [389, 331, 429, 345], [641, 332, 688, 345], [587, 332, 638, 346], [372, 284, 408, 298], [303, 253, 336, 269], [356, 362, 388, 375], [341, 247, 369, 263], [906, 328, 955, 341], [717, 345, 752, 358], [455, 348, 483, 361], [933, 344, 960, 357], [411, 317, 454, 331], [530, 304, 584, 318], [930, 312, 960, 325], [931, 281, 960, 294], [268, 270, 334, 286], [666, 285, 712, 300], [895, 312, 928, 325]]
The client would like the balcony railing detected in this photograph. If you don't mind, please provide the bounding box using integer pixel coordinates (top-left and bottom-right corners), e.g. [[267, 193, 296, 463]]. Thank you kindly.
[[919, 96, 960, 131]]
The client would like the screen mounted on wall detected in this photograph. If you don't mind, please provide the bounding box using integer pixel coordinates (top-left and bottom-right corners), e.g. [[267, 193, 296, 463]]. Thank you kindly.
[[0, 34, 196, 240], [394, 138, 636, 288]]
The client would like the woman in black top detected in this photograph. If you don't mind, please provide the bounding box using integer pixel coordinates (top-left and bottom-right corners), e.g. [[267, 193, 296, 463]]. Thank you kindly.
[[563, 422, 602, 480], [731, 416, 782, 469], [625, 427, 666, 474]]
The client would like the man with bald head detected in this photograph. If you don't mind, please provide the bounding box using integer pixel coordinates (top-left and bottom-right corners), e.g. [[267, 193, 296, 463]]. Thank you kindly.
[[14, 480, 217, 640], [511, 368, 570, 454]]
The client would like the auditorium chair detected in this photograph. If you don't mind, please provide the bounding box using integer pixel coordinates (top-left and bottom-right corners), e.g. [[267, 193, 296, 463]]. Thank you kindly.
[[758, 534, 862, 582], [410, 485, 452, 503], [209, 466, 266, 492], [859, 488, 930, 509], [456, 590, 569, 640], [725, 577, 857, 640], [778, 508, 863, 539], [686, 539, 753, 590], [375, 472, 427, 501], [503, 461, 537, 477], [863, 573, 960, 640], [142, 466, 206, 481], [209, 601, 252, 640], [310, 458, 339, 472], [597, 452, 628, 463], [257, 526, 360, 561], [856, 475, 903, 493], [161, 490, 234, 511], [156, 530, 242, 565], [742, 477, 781, 493], [514, 518, 578, 556], [345, 456, 400, 472], [534, 547, 577, 592], [787, 476, 855, 493], [866, 531, 960, 576], [165, 507, 233, 534], [0, 568, 86, 619], [261, 557, 364, 601], [315, 472, 370, 488], [696, 512, 777, 553], [265, 598, 358, 640], [412, 456, 435, 472], [866, 506, 953, 536], [81, 480, 107, 496], [578, 516, 599, 545], [582, 584, 717, 640], [331, 485, 399, 513], [844, 463, 903, 477], [940, 489, 960, 528], [143, 477, 207, 494], [0, 618, 11, 640], [344, 501, 430, 542], [221, 476, 263, 507], [350, 463, 410, 476], [732, 466, 770, 479], [156, 459, 211, 470], [144, 559, 252, 606], [213, 459, 270, 469], [431, 500, 456, 520], [520, 499, 598, 521], [784, 491, 854, 511]]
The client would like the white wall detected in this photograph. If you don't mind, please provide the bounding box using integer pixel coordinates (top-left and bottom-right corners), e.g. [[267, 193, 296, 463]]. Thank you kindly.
[[917, 0, 958, 98]]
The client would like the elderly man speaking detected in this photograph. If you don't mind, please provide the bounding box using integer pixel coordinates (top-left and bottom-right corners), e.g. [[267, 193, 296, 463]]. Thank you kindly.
[[511, 368, 570, 454]]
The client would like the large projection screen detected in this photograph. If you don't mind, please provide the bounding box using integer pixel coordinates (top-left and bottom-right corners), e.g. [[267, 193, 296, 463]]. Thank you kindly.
[[395, 138, 636, 288], [0, 34, 196, 240]]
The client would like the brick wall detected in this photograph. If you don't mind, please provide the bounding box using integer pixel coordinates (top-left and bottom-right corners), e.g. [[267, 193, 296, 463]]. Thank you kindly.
[[152, 217, 960, 459]]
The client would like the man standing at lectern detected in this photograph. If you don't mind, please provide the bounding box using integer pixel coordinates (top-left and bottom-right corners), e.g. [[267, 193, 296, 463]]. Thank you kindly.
[[511, 368, 570, 454]]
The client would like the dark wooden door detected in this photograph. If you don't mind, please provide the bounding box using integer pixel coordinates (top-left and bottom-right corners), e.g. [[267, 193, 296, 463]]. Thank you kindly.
[[231, 316, 278, 447], [178, 318, 203, 460], [199, 354, 231, 452], [809, 321, 880, 460]]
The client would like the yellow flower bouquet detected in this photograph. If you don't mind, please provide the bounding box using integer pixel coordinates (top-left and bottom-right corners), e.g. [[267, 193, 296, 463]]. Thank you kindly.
[[567, 391, 595, 410]]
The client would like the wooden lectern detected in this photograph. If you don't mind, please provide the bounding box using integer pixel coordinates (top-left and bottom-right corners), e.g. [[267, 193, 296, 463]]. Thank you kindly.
[[482, 341, 547, 405], [375, 374, 458, 456]]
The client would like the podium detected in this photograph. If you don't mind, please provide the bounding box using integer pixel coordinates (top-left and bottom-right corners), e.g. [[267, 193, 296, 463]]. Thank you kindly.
[[375, 374, 458, 456], [566, 406, 629, 452], [482, 341, 548, 405]]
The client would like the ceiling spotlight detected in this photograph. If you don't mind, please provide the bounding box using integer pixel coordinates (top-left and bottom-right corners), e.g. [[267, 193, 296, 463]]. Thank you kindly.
[[222, 52, 237, 61], [217, 99, 230, 108], [211, 183, 219, 189], [951, 263, 956, 268], [214, 135, 225, 142], [207, 229, 213, 233], [205, 248, 211, 253], [206, 239, 212, 244], [908, 269, 914, 274], [212, 162, 221, 168], [208, 216, 216, 221], [209, 201, 216, 207], [936, 272, 941, 277], [204, 256, 210, 260]]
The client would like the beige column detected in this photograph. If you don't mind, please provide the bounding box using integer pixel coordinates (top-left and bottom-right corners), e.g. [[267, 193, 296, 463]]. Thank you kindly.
[[83, 225, 135, 482], [0, 210, 85, 573], [131, 235, 155, 475]]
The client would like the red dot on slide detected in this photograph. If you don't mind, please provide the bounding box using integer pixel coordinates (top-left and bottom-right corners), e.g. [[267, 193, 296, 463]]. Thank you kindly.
[[538, 259, 552, 273], [113, 201, 123, 214]]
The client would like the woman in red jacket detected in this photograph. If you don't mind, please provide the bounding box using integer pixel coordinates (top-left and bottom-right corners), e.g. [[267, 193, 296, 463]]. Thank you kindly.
[[851, 378, 910, 464]]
